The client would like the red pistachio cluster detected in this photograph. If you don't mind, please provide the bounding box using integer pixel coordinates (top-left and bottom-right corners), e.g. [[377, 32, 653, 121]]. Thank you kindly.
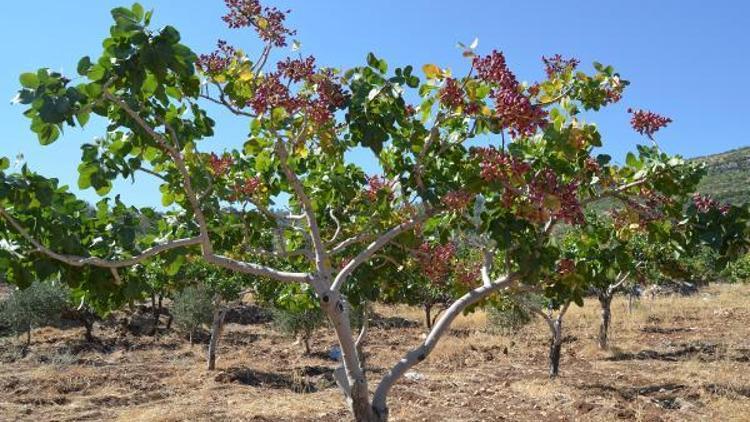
[[542, 54, 580, 78], [364, 175, 394, 202], [473, 147, 531, 184], [473, 50, 548, 137], [627, 108, 672, 137], [438, 78, 465, 109], [417, 242, 457, 284], [584, 157, 601, 174], [209, 152, 234, 175], [277, 56, 316, 82], [556, 258, 575, 276], [228, 176, 263, 201], [309, 71, 348, 125], [693, 193, 730, 215], [248, 63, 346, 125], [441, 190, 474, 211], [472, 147, 583, 225], [248, 75, 296, 114], [197, 40, 236, 75], [604, 86, 623, 104], [614, 187, 673, 227], [642, 188, 672, 211], [222, 0, 295, 47], [528, 169, 584, 225], [455, 260, 482, 287]]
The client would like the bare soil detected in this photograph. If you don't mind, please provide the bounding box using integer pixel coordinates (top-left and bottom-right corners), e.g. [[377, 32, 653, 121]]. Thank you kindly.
[[1, 284, 749, 421]]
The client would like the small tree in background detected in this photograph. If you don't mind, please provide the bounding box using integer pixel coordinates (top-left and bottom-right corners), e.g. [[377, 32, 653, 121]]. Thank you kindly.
[[171, 284, 213, 346], [724, 253, 750, 283], [486, 292, 540, 335], [179, 259, 252, 370], [267, 284, 325, 355], [525, 300, 572, 378], [0, 281, 69, 350], [271, 304, 325, 355]]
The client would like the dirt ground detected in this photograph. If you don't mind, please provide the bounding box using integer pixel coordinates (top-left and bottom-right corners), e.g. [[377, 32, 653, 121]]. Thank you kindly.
[[1, 284, 749, 421]]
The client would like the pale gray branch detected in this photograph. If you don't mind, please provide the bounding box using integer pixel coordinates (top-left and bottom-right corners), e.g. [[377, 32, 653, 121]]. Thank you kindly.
[[331, 213, 429, 292], [275, 139, 329, 277], [372, 273, 519, 413], [0, 208, 202, 269], [329, 233, 373, 256], [205, 253, 310, 284], [103, 91, 214, 256]]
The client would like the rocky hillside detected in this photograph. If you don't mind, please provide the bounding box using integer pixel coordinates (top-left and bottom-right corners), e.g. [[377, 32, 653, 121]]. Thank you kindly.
[[694, 147, 750, 205]]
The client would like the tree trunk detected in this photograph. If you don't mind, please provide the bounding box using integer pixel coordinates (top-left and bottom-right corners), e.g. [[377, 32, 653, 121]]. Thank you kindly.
[[549, 320, 562, 378], [207, 308, 226, 371], [628, 288, 637, 313], [320, 290, 376, 422], [151, 293, 159, 335], [424, 304, 432, 330], [155, 294, 163, 332], [303, 336, 311, 355], [83, 318, 94, 343], [598, 294, 612, 349]]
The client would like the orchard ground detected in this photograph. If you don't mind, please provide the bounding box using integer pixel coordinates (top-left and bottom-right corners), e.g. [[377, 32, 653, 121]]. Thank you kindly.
[[1, 284, 749, 421]]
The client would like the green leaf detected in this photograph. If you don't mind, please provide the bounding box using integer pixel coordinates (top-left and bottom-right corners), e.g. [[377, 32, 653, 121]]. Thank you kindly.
[[132, 3, 144, 21], [77, 164, 97, 189], [38, 124, 60, 145], [160, 26, 181, 44], [95, 182, 113, 196], [0, 157, 9, 171], [625, 152, 638, 168], [76, 110, 91, 127], [111, 7, 138, 24], [142, 73, 158, 96], [165, 254, 185, 276], [19, 73, 39, 89], [77, 57, 93, 76], [88, 65, 106, 82]]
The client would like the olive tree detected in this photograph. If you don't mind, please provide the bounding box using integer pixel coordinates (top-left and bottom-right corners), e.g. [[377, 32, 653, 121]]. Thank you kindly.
[[0, 2, 702, 420], [172, 284, 213, 346], [0, 281, 69, 350]]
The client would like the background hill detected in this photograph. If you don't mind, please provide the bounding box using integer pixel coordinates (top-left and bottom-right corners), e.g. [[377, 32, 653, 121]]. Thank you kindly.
[[694, 147, 750, 205]]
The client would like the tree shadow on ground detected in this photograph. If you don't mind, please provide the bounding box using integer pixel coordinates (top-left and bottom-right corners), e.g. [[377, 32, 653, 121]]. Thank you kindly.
[[606, 341, 721, 362], [578, 382, 692, 409], [214, 365, 336, 393], [370, 313, 420, 329]]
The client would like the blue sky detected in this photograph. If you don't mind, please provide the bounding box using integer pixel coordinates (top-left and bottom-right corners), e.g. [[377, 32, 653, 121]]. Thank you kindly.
[[0, 1, 748, 208]]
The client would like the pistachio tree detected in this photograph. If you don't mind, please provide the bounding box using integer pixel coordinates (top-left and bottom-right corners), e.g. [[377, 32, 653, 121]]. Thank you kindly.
[[0, 2, 702, 420]]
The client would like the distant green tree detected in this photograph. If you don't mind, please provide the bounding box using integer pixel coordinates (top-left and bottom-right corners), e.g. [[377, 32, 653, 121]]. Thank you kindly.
[[724, 253, 750, 283], [171, 284, 213, 346], [0, 281, 69, 350]]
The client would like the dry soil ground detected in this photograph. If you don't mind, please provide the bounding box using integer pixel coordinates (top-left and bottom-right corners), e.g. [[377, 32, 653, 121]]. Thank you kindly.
[[1, 284, 749, 421]]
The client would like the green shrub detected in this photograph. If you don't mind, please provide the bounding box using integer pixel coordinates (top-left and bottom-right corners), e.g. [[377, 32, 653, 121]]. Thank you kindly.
[[172, 285, 214, 344], [486, 294, 541, 335], [724, 253, 750, 283], [0, 281, 69, 347], [271, 305, 325, 355]]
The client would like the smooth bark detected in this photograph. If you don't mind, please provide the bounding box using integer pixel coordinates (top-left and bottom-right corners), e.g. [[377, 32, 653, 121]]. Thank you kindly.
[[549, 319, 562, 378], [598, 294, 612, 349], [207, 307, 227, 370], [371, 274, 518, 420]]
